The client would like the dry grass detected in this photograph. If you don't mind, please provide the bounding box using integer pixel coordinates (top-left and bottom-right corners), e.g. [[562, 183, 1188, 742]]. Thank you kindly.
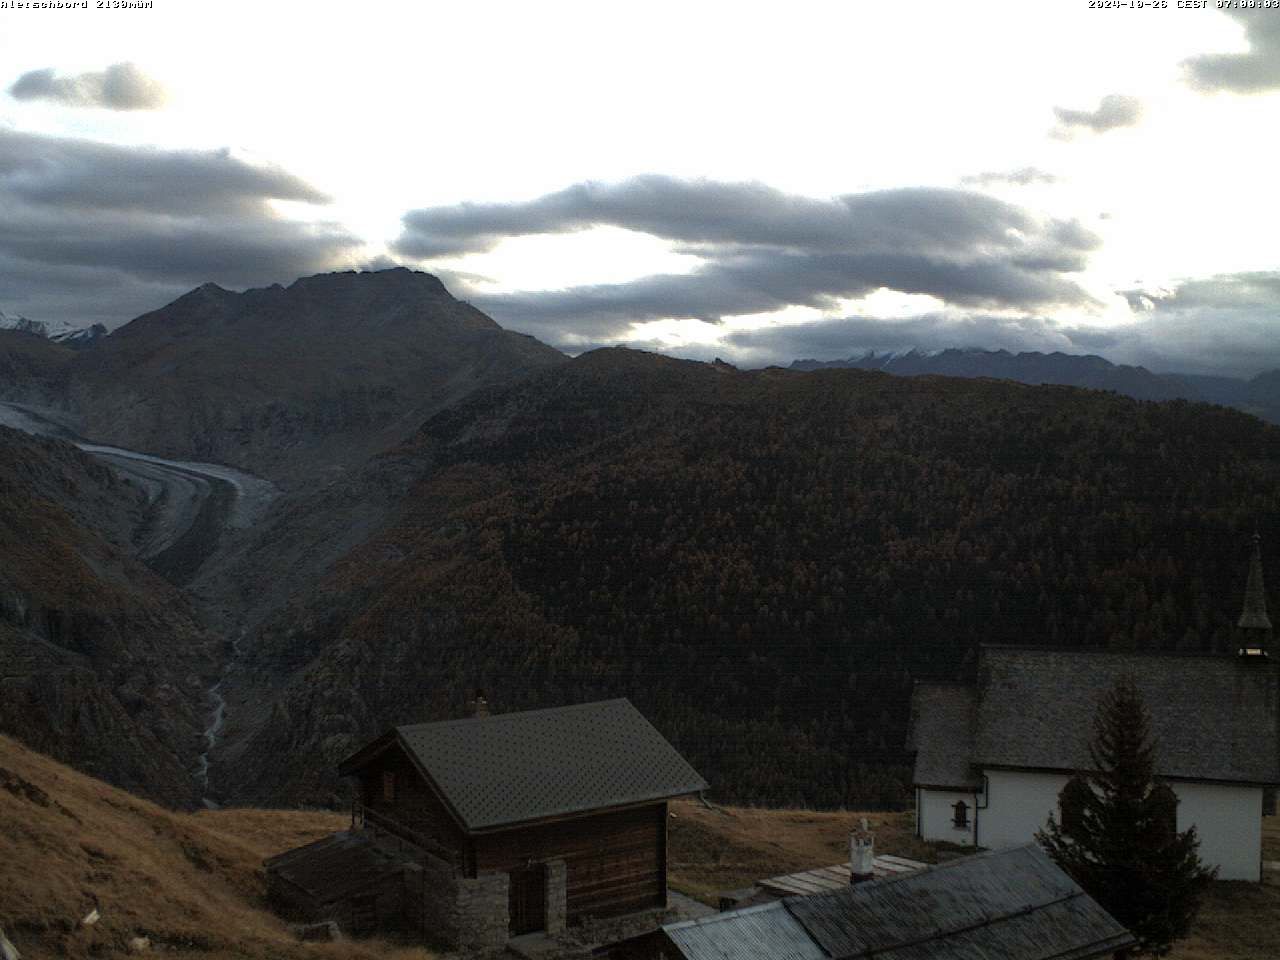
[[666, 798, 931, 904], [1166, 816, 1280, 960], [0, 735, 433, 960]]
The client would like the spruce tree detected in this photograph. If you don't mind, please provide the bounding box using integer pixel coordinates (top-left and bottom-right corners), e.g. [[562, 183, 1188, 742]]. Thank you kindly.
[[1036, 673, 1216, 957]]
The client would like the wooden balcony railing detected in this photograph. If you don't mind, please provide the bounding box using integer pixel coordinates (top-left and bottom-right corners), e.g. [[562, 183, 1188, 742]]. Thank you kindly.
[[351, 798, 460, 872]]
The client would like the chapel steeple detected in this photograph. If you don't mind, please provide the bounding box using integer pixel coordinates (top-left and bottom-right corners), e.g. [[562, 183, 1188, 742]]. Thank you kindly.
[[1237, 532, 1271, 658]]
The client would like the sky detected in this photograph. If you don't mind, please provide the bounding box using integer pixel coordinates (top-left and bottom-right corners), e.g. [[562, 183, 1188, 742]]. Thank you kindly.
[[1, 1, 1278, 376]]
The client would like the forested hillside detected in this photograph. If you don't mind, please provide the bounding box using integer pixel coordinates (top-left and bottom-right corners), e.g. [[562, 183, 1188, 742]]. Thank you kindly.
[[222, 349, 1280, 810]]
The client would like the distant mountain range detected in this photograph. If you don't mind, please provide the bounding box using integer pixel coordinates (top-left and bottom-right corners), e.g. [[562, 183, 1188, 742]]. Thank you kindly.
[[0, 310, 107, 349], [790, 349, 1280, 425]]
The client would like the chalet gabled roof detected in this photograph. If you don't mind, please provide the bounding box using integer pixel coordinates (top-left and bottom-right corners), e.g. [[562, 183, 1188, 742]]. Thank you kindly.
[[661, 845, 1134, 960], [339, 698, 707, 832], [914, 646, 1280, 786], [907, 683, 980, 790]]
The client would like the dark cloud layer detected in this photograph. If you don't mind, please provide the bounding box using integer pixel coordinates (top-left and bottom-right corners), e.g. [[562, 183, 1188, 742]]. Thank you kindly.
[[1109, 272, 1280, 376], [1184, 10, 1280, 93], [396, 175, 1099, 343], [9, 62, 167, 110], [0, 129, 358, 327], [1052, 94, 1142, 134]]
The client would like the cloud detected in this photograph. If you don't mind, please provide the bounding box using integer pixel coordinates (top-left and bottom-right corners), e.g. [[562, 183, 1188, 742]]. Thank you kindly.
[[0, 131, 328, 215], [9, 62, 168, 110], [0, 129, 359, 327], [395, 175, 1099, 343], [1105, 271, 1280, 376], [1052, 94, 1142, 135], [1184, 10, 1280, 93], [960, 167, 1058, 187]]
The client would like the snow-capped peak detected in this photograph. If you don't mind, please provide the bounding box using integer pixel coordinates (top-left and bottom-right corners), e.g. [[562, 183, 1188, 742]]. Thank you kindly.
[[0, 310, 106, 346]]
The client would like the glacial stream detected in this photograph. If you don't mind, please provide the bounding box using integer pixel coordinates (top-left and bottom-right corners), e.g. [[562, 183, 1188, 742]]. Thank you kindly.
[[196, 631, 247, 808]]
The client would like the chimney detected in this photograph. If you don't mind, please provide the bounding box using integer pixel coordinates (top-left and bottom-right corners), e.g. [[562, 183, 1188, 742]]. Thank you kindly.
[[467, 689, 490, 718], [849, 819, 875, 885]]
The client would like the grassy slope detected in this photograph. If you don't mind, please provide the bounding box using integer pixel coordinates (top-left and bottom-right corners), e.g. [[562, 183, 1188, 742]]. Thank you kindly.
[[0, 735, 430, 960], [3, 735, 1274, 959]]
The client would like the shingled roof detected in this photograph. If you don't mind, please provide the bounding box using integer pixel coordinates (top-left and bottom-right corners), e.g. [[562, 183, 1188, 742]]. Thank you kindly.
[[338, 698, 707, 832], [911, 646, 1280, 787], [907, 683, 980, 790], [660, 845, 1134, 960]]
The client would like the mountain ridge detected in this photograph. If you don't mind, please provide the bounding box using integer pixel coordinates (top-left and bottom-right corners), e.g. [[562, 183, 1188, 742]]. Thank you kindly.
[[0, 268, 567, 487], [790, 347, 1280, 423]]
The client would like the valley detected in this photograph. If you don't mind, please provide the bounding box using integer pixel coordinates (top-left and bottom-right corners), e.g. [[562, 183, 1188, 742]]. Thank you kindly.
[[3, 268, 1279, 820]]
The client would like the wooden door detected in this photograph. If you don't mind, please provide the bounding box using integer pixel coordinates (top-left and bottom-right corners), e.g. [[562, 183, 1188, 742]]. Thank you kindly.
[[509, 864, 546, 935], [349, 892, 378, 937]]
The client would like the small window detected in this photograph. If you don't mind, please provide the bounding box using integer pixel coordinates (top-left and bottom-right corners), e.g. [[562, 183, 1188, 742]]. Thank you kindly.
[[952, 800, 969, 829], [382, 770, 396, 804]]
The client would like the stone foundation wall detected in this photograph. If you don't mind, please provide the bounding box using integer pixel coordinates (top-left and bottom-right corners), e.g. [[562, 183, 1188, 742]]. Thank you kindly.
[[457, 872, 510, 952], [545, 860, 567, 935], [565, 905, 677, 950], [401, 853, 509, 951], [403, 851, 460, 945]]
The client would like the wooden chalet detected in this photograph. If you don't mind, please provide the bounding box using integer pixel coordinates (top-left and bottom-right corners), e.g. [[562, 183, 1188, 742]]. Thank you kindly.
[[268, 698, 707, 948]]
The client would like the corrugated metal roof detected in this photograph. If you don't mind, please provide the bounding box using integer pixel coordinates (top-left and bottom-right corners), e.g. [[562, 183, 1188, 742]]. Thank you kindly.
[[663, 845, 1134, 960], [264, 831, 402, 904], [974, 647, 1280, 784], [664, 901, 828, 960], [380, 699, 707, 831]]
